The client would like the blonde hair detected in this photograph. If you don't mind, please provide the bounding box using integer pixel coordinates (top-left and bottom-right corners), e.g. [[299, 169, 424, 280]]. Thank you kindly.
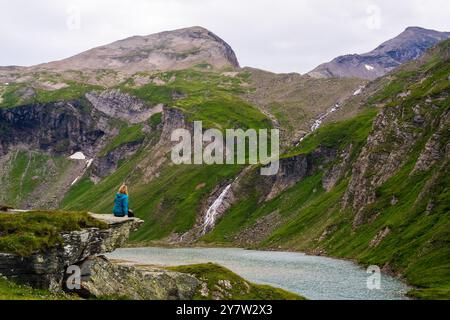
[[118, 184, 128, 195]]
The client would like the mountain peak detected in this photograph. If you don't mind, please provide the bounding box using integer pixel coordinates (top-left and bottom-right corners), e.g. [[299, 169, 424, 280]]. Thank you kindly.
[[404, 26, 427, 32], [35, 26, 239, 73], [308, 26, 450, 80]]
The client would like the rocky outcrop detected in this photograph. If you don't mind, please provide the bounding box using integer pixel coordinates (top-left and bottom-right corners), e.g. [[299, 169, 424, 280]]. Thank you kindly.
[[369, 227, 391, 248], [0, 101, 106, 156], [342, 93, 449, 227], [342, 105, 418, 226], [309, 27, 450, 80], [74, 256, 199, 300], [93, 140, 144, 178], [266, 147, 337, 200], [412, 109, 450, 173], [0, 92, 162, 206], [234, 211, 285, 246], [160, 106, 190, 141], [0, 214, 143, 291], [322, 144, 353, 192], [85, 90, 163, 124], [137, 106, 191, 183]]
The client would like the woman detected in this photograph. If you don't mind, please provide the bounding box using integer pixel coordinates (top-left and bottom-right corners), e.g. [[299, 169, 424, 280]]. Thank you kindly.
[[113, 184, 132, 217]]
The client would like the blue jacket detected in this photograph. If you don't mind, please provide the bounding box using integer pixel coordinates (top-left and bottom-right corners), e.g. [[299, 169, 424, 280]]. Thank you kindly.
[[113, 193, 129, 217]]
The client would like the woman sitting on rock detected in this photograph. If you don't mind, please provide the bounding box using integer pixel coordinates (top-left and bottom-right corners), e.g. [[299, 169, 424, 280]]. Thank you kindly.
[[113, 184, 134, 217]]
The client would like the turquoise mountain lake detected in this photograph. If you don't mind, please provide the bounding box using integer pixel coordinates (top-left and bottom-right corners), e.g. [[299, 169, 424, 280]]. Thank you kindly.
[[107, 247, 410, 300]]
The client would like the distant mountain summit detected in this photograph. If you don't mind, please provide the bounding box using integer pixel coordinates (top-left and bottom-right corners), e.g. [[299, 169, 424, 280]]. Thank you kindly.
[[35, 26, 240, 73], [308, 27, 450, 80]]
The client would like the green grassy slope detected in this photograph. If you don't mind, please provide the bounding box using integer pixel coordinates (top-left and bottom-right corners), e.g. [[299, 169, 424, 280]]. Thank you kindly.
[[0, 211, 107, 256], [241, 68, 366, 142], [0, 81, 104, 109], [200, 40, 450, 299], [63, 156, 243, 241], [201, 109, 377, 244], [0, 277, 72, 300], [121, 68, 271, 130], [1, 37, 448, 300], [0, 68, 271, 240], [0, 150, 75, 208], [60, 69, 267, 241]]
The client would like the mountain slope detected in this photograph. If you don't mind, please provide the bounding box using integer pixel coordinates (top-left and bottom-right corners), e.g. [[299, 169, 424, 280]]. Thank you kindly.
[[0, 26, 448, 300], [200, 40, 450, 299], [308, 27, 450, 80], [240, 67, 366, 144], [35, 26, 239, 73]]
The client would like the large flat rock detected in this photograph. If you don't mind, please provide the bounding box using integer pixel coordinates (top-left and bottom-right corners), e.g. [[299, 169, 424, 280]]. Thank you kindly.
[[0, 212, 144, 291], [89, 213, 143, 226]]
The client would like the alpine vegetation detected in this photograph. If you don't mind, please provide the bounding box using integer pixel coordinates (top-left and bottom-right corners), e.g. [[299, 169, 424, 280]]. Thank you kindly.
[[171, 121, 280, 175]]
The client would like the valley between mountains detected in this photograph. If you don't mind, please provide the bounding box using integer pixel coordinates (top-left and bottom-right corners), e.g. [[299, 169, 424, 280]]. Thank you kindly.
[[0, 26, 449, 299]]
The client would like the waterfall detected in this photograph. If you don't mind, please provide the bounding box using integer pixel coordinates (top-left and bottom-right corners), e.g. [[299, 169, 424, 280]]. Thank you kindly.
[[311, 103, 341, 132], [297, 103, 342, 146], [201, 184, 232, 235]]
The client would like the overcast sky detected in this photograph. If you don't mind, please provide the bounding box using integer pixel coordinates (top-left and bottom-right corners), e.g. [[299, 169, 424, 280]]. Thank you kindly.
[[1, 0, 449, 73]]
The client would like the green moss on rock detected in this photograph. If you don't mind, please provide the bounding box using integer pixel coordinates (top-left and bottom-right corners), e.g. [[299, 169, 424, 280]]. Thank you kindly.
[[168, 263, 305, 300], [0, 211, 108, 256]]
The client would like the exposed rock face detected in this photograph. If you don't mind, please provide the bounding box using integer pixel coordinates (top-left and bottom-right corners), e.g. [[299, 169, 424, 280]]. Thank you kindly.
[[85, 90, 163, 124], [0, 214, 143, 291], [369, 227, 391, 248], [160, 106, 190, 141], [413, 109, 450, 173], [74, 256, 199, 300], [309, 27, 450, 80], [266, 147, 337, 200], [0, 90, 165, 206], [137, 106, 191, 183], [342, 91, 449, 227], [342, 106, 418, 226], [36, 26, 239, 73], [234, 211, 284, 246], [93, 140, 144, 178], [0, 101, 106, 157], [322, 145, 353, 192]]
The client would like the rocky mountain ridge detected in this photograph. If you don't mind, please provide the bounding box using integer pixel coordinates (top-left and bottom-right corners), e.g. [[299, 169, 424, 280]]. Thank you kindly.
[[34, 26, 240, 74], [308, 27, 450, 79], [0, 27, 448, 299]]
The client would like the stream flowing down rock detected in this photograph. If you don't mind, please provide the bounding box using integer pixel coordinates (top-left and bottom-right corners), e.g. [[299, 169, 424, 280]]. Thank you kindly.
[[0, 213, 143, 291], [74, 256, 200, 300], [201, 184, 232, 235]]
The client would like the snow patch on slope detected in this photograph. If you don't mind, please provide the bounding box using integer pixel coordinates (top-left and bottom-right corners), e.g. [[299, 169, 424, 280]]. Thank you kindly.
[[353, 85, 365, 96], [69, 152, 86, 160], [69, 152, 95, 186]]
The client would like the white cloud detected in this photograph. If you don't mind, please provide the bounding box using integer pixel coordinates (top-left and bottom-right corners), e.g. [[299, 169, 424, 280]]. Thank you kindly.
[[0, 0, 449, 73]]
